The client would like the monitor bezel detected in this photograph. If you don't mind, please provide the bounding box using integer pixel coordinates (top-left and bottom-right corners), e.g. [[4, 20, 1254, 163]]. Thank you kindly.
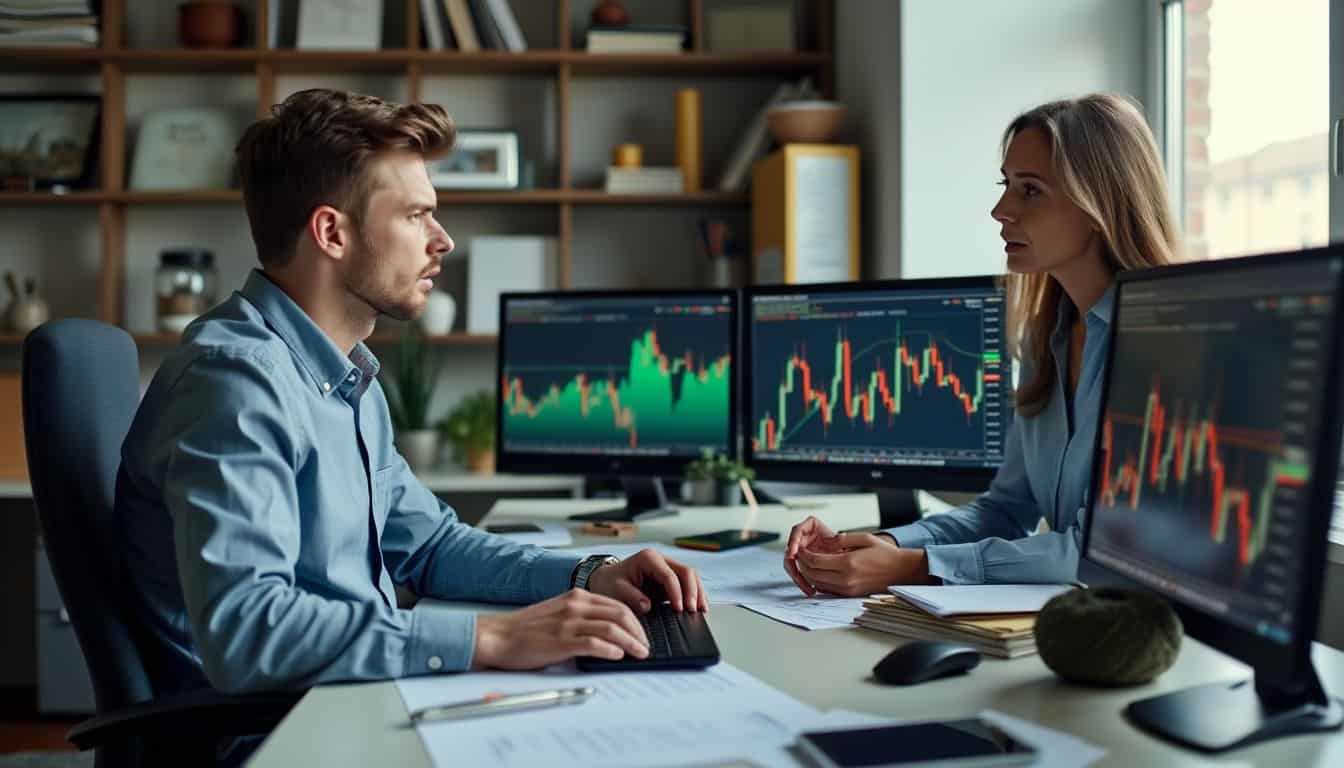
[[495, 287, 740, 479], [742, 275, 1009, 492], [1080, 245, 1344, 688]]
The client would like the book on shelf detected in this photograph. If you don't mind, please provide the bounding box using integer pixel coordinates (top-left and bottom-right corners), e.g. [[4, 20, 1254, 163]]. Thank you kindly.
[[0, 24, 97, 45], [468, 0, 505, 50], [717, 77, 816, 193], [585, 25, 686, 54], [419, 0, 446, 50], [443, 0, 480, 52], [0, 1, 97, 46], [483, 0, 525, 52], [604, 167, 685, 194], [856, 596, 1040, 659]]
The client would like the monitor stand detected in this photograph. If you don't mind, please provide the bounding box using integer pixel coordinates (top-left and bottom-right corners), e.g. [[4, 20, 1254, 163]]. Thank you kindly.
[[569, 477, 678, 523], [1125, 664, 1344, 752], [874, 488, 923, 529]]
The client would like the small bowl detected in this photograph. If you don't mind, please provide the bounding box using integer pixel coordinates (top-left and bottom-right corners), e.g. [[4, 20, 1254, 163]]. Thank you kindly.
[[765, 100, 846, 144], [179, 2, 241, 48]]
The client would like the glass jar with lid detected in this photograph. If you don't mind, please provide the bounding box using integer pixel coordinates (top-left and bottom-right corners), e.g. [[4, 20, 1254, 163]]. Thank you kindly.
[[157, 248, 216, 333]]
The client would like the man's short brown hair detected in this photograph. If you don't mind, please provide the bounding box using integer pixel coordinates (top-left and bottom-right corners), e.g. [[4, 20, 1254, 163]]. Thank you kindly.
[[235, 89, 456, 266]]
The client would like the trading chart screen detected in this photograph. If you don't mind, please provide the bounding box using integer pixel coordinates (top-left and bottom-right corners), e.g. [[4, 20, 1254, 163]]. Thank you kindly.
[[499, 292, 734, 460], [1087, 255, 1343, 644], [747, 282, 1012, 471]]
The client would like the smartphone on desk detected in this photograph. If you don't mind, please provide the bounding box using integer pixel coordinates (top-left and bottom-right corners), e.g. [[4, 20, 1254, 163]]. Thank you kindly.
[[797, 718, 1036, 768], [484, 523, 544, 534]]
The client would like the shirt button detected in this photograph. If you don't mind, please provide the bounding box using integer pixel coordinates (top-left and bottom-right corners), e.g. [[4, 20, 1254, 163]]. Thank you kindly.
[[427, 655, 443, 671], [322, 382, 331, 392]]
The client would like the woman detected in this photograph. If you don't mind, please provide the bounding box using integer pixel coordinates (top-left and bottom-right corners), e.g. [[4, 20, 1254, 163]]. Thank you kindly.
[[784, 93, 1181, 594]]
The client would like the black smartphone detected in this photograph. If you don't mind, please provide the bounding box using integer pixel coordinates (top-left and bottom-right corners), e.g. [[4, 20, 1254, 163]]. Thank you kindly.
[[485, 523, 545, 534], [674, 529, 779, 552], [797, 718, 1037, 768]]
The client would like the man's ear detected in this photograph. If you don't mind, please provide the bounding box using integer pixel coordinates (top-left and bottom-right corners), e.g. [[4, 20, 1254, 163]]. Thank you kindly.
[[308, 205, 352, 262]]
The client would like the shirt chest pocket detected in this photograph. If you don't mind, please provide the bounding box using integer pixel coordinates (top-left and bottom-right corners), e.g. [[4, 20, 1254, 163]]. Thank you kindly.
[[371, 465, 397, 542]]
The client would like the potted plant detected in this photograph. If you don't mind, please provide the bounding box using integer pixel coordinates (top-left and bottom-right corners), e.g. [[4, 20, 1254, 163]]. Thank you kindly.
[[438, 390, 496, 475], [380, 324, 442, 471], [684, 449, 756, 506]]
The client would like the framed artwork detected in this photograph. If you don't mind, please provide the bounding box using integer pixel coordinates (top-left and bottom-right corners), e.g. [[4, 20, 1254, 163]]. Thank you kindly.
[[430, 130, 519, 190], [130, 108, 245, 190], [296, 0, 384, 50], [0, 94, 100, 191]]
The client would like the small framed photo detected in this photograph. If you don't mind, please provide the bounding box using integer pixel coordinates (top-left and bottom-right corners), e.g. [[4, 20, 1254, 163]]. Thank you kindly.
[[430, 131, 519, 190], [0, 93, 100, 191]]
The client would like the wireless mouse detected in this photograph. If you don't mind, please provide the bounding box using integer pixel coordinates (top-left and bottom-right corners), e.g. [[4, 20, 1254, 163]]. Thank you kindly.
[[872, 640, 982, 685]]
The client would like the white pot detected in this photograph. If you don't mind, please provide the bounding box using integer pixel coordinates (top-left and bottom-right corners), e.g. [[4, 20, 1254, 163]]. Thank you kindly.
[[419, 290, 456, 335], [394, 429, 441, 472]]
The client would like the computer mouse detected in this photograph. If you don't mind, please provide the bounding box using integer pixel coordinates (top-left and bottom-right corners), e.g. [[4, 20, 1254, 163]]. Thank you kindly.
[[872, 640, 981, 685]]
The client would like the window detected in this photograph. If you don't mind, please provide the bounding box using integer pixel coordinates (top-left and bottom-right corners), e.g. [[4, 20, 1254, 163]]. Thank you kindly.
[[1168, 0, 1330, 261]]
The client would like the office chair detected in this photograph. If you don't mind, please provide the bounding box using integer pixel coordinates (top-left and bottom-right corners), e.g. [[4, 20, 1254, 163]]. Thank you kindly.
[[22, 320, 299, 768]]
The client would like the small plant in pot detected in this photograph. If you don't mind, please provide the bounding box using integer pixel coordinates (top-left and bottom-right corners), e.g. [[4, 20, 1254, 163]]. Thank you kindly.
[[684, 449, 756, 506], [438, 390, 496, 475], [380, 325, 442, 472]]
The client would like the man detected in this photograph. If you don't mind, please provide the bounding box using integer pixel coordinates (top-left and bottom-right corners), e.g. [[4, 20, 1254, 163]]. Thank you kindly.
[[115, 88, 707, 696]]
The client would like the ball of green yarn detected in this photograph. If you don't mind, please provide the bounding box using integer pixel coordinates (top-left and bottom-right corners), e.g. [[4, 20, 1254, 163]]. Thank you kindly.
[[1034, 587, 1182, 686]]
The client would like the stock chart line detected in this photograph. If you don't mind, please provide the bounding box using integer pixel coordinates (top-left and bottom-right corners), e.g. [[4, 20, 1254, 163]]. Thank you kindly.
[[1099, 376, 1308, 567], [756, 320, 999, 451], [502, 329, 730, 449]]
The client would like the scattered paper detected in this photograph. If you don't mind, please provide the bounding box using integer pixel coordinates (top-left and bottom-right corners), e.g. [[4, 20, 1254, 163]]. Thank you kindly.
[[396, 663, 820, 768], [578, 542, 866, 630]]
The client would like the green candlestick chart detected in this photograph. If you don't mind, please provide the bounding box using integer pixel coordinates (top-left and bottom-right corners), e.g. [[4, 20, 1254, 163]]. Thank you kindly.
[[502, 329, 730, 450]]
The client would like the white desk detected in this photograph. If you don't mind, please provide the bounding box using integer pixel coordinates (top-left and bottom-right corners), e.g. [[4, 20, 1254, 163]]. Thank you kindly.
[[248, 494, 1344, 767]]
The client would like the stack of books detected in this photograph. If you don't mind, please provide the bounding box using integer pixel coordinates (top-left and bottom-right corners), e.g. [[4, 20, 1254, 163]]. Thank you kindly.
[[855, 584, 1074, 659], [0, 1, 98, 47], [857, 597, 1039, 658], [604, 167, 684, 194], [586, 25, 685, 54]]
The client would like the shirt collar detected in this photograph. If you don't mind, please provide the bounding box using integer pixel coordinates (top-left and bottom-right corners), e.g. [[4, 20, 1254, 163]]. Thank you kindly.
[[1052, 282, 1117, 339], [240, 270, 380, 399], [1087, 283, 1116, 326]]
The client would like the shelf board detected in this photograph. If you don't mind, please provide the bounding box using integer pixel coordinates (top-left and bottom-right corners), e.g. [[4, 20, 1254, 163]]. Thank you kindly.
[[114, 190, 242, 204], [0, 48, 830, 78], [565, 190, 749, 205], [437, 190, 569, 204], [0, 191, 110, 205]]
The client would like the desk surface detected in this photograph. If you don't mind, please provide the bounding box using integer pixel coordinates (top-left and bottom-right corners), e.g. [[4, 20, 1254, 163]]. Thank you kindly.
[[248, 495, 1344, 767]]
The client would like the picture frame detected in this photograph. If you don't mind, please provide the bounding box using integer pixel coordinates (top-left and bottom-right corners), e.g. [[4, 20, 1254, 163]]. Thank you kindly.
[[129, 108, 245, 190], [296, 0, 384, 50], [430, 130, 519, 190], [0, 93, 100, 191]]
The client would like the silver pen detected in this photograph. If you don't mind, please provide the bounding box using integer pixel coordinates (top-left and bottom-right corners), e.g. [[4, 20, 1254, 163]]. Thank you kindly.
[[408, 686, 596, 724]]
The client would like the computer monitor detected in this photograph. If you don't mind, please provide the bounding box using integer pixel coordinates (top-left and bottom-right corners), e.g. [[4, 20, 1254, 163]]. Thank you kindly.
[[496, 289, 737, 521], [1081, 246, 1344, 752], [743, 276, 1014, 525]]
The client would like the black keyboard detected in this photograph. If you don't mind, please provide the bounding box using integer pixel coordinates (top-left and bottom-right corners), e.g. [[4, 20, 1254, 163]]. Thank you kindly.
[[577, 602, 721, 671]]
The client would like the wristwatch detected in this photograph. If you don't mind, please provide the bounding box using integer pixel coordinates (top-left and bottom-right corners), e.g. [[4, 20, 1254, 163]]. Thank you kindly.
[[571, 554, 620, 590]]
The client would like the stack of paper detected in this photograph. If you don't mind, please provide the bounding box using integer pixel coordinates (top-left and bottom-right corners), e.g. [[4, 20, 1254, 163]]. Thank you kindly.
[[0, 1, 98, 47], [857, 597, 1038, 658], [604, 166, 684, 194], [855, 584, 1074, 658]]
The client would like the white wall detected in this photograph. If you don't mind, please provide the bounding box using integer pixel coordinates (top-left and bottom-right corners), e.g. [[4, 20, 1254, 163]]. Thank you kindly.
[[897, 0, 1149, 278]]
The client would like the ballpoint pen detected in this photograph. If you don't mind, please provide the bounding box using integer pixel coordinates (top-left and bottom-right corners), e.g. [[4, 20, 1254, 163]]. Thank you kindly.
[[408, 687, 596, 724]]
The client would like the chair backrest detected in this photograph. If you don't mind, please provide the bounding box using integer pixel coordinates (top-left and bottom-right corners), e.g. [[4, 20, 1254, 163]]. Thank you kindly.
[[22, 320, 152, 713]]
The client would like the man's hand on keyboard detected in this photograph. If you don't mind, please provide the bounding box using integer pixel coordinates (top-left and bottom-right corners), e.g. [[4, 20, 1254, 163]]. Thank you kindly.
[[585, 548, 708, 614], [473, 589, 650, 669]]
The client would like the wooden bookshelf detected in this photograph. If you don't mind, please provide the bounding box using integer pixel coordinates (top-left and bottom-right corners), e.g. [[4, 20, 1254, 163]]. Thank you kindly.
[[0, 0, 835, 342]]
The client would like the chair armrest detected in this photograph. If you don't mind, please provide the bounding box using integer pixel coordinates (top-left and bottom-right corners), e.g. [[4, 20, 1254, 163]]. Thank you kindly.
[[67, 688, 303, 751]]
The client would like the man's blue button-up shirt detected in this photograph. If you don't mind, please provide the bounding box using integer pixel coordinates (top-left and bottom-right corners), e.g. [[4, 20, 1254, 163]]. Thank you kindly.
[[116, 270, 581, 694]]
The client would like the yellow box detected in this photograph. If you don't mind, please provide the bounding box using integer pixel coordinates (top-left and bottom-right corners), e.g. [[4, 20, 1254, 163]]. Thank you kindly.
[[750, 144, 860, 284]]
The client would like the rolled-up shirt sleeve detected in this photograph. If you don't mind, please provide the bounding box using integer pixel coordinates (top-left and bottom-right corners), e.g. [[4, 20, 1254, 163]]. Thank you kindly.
[[162, 351, 476, 692]]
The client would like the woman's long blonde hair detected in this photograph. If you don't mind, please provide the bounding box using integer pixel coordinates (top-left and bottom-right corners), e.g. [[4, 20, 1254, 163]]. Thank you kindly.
[[1003, 93, 1181, 415]]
